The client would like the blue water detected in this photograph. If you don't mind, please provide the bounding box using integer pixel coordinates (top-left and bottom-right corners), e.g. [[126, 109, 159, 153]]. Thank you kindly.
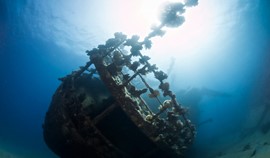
[[1, 0, 270, 157]]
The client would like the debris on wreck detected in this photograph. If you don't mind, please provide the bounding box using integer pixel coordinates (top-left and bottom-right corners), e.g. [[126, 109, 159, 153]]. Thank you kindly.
[[43, 1, 198, 158]]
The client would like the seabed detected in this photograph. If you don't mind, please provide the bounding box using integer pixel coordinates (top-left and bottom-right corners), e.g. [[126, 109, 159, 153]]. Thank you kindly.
[[0, 128, 270, 158]]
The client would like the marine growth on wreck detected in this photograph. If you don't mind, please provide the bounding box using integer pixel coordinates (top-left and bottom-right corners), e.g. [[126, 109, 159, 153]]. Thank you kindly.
[[43, 1, 198, 157]]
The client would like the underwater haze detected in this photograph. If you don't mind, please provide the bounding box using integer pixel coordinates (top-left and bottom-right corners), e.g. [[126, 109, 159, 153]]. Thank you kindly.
[[1, 0, 270, 157]]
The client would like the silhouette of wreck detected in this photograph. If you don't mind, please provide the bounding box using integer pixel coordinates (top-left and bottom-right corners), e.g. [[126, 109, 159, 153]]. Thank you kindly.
[[43, 2, 197, 158], [43, 31, 195, 158]]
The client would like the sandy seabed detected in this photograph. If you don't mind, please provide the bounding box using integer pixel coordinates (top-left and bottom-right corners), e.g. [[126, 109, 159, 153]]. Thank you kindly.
[[0, 130, 270, 158], [0, 142, 57, 158], [0, 149, 20, 158], [205, 128, 270, 158]]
